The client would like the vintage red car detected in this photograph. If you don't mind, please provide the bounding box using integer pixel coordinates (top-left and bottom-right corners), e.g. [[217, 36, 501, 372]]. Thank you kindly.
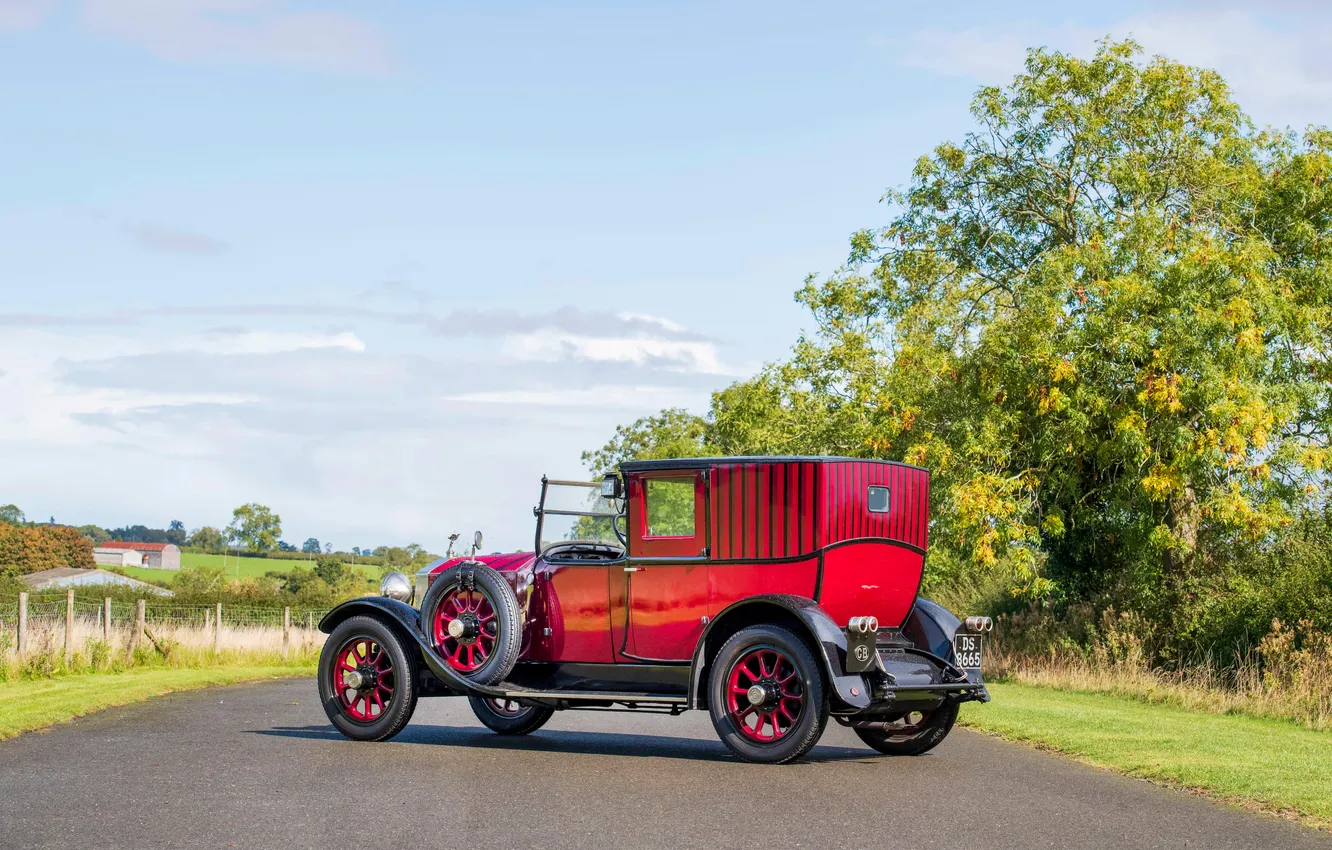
[[317, 456, 990, 763]]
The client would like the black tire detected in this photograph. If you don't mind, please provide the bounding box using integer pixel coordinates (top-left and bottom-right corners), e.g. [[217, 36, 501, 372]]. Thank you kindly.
[[319, 615, 419, 742], [707, 625, 829, 764], [419, 561, 522, 686], [468, 696, 555, 735], [852, 702, 959, 756]]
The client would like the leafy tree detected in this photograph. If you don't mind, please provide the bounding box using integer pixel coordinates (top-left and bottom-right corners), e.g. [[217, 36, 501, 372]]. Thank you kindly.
[[0, 505, 24, 525], [581, 408, 719, 475], [351, 546, 362, 556], [228, 503, 282, 552], [189, 526, 227, 551], [165, 520, 187, 546], [107, 524, 170, 544], [276, 540, 296, 552], [78, 524, 110, 545], [301, 537, 321, 554], [590, 40, 1332, 641], [313, 555, 345, 585]]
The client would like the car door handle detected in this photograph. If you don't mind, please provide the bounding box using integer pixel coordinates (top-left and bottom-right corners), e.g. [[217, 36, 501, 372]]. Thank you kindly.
[[624, 567, 642, 572]]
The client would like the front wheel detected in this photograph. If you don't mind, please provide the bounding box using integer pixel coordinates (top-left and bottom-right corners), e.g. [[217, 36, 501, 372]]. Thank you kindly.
[[319, 615, 419, 742], [468, 696, 554, 735], [852, 702, 958, 755], [707, 625, 828, 764]]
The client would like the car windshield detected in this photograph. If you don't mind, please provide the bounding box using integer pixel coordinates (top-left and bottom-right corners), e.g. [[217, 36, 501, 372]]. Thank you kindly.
[[535, 479, 622, 547]]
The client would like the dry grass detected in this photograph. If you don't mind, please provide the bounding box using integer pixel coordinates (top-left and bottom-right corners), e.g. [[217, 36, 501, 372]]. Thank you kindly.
[[989, 609, 1332, 732], [0, 616, 326, 681]]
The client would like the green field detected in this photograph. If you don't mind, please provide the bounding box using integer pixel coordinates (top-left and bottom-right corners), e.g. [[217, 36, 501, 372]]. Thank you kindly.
[[121, 552, 381, 585], [962, 682, 1332, 827], [0, 665, 316, 740]]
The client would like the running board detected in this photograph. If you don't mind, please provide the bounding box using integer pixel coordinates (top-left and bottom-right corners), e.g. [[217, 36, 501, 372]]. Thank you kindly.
[[496, 688, 687, 704]]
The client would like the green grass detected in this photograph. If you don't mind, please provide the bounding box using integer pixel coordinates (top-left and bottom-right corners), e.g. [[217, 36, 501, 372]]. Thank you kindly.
[[961, 682, 1332, 827], [0, 665, 315, 740], [121, 552, 380, 584]]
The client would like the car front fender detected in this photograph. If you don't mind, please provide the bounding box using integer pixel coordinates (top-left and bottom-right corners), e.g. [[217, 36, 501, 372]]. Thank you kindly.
[[318, 596, 422, 635], [318, 597, 519, 700]]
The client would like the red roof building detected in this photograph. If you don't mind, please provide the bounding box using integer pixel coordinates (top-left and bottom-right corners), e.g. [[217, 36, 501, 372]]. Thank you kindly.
[[93, 541, 181, 570]]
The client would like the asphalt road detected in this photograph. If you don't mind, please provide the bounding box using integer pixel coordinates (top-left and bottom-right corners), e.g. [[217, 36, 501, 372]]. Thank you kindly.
[[0, 679, 1326, 850]]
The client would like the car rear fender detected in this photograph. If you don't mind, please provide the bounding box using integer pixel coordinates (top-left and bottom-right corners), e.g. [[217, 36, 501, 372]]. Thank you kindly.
[[901, 597, 983, 685], [688, 595, 871, 712]]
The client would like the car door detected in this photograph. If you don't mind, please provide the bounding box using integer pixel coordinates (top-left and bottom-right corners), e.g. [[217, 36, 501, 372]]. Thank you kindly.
[[616, 471, 709, 662]]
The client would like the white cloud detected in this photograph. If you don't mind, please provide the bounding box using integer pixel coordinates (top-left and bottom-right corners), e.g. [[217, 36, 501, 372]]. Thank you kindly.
[[891, 9, 1332, 125], [80, 0, 391, 74], [192, 329, 366, 355], [0, 305, 722, 551], [0, 0, 47, 31], [442, 386, 709, 409], [508, 329, 726, 374]]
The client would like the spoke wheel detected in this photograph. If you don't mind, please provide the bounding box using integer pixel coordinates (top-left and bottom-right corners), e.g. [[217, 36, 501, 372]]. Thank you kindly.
[[332, 636, 396, 723], [431, 587, 499, 673], [708, 625, 828, 764], [418, 562, 523, 686], [468, 694, 555, 735], [318, 615, 419, 742], [725, 648, 805, 743], [853, 702, 959, 756]]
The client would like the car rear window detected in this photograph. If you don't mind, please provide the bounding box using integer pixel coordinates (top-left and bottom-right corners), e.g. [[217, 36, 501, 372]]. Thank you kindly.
[[867, 486, 891, 513]]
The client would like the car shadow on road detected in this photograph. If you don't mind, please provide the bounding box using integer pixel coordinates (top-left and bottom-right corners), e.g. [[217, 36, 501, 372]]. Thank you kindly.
[[250, 724, 882, 765]]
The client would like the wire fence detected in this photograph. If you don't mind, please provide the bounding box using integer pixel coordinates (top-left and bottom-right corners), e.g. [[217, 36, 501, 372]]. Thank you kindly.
[[0, 598, 329, 629], [1, 591, 332, 665]]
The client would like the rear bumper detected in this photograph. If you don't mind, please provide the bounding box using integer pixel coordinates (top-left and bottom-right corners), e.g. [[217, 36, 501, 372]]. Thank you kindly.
[[836, 644, 988, 716]]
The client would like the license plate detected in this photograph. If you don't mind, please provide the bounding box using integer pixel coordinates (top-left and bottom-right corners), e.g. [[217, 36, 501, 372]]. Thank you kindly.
[[954, 634, 982, 670]]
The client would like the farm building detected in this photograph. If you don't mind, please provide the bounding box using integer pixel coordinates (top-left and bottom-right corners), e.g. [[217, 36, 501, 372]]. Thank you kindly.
[[21, 568, 173, 596], [94, 542, 181, 570]]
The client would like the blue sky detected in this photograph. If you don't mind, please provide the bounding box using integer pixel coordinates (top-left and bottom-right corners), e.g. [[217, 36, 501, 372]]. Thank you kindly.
[[3, 0, 1330, 552]]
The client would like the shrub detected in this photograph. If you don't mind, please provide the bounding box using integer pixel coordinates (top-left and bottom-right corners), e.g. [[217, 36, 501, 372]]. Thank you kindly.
[[0, 523, 95, 575]]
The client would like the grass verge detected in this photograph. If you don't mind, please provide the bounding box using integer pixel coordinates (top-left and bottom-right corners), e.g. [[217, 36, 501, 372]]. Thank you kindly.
[[0, 665, 315, 741], [961, 682, 1332, 828]]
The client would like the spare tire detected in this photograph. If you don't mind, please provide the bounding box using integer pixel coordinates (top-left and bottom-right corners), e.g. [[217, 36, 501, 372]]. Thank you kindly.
[[420, 561, 522, 685]]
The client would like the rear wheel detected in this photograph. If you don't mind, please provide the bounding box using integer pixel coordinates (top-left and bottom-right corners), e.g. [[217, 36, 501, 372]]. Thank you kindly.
[[852, 702, 958, 755], [707, 625, 828, 764], [468, 696, 554, 735], [318, 615, 418, 742]]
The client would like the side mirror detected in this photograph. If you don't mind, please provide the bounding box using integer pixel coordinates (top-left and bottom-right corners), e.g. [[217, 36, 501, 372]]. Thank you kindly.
[[601, 474, 623, 499], [472, 530, 484, 555]]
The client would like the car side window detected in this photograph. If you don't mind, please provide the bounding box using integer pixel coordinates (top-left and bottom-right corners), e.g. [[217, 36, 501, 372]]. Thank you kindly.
[[644, 478, 696, 537]]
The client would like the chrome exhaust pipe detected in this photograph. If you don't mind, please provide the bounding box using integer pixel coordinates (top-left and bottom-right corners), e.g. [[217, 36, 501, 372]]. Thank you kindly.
[[848, 616, 877, 635], [963, 616, 993, 633]]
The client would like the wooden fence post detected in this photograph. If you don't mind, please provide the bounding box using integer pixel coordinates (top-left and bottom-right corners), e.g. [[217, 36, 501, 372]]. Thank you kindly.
[[133, 600, 146, 653], [283, 607, 291, 660], [103, 598, 112, 645], [65, 589, 74, 666], [17, 592, 27, 659], [214, 603, 222, 655]]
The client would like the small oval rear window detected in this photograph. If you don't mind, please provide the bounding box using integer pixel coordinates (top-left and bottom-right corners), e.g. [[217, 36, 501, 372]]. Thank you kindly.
[[867, 486, 891, 513]]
